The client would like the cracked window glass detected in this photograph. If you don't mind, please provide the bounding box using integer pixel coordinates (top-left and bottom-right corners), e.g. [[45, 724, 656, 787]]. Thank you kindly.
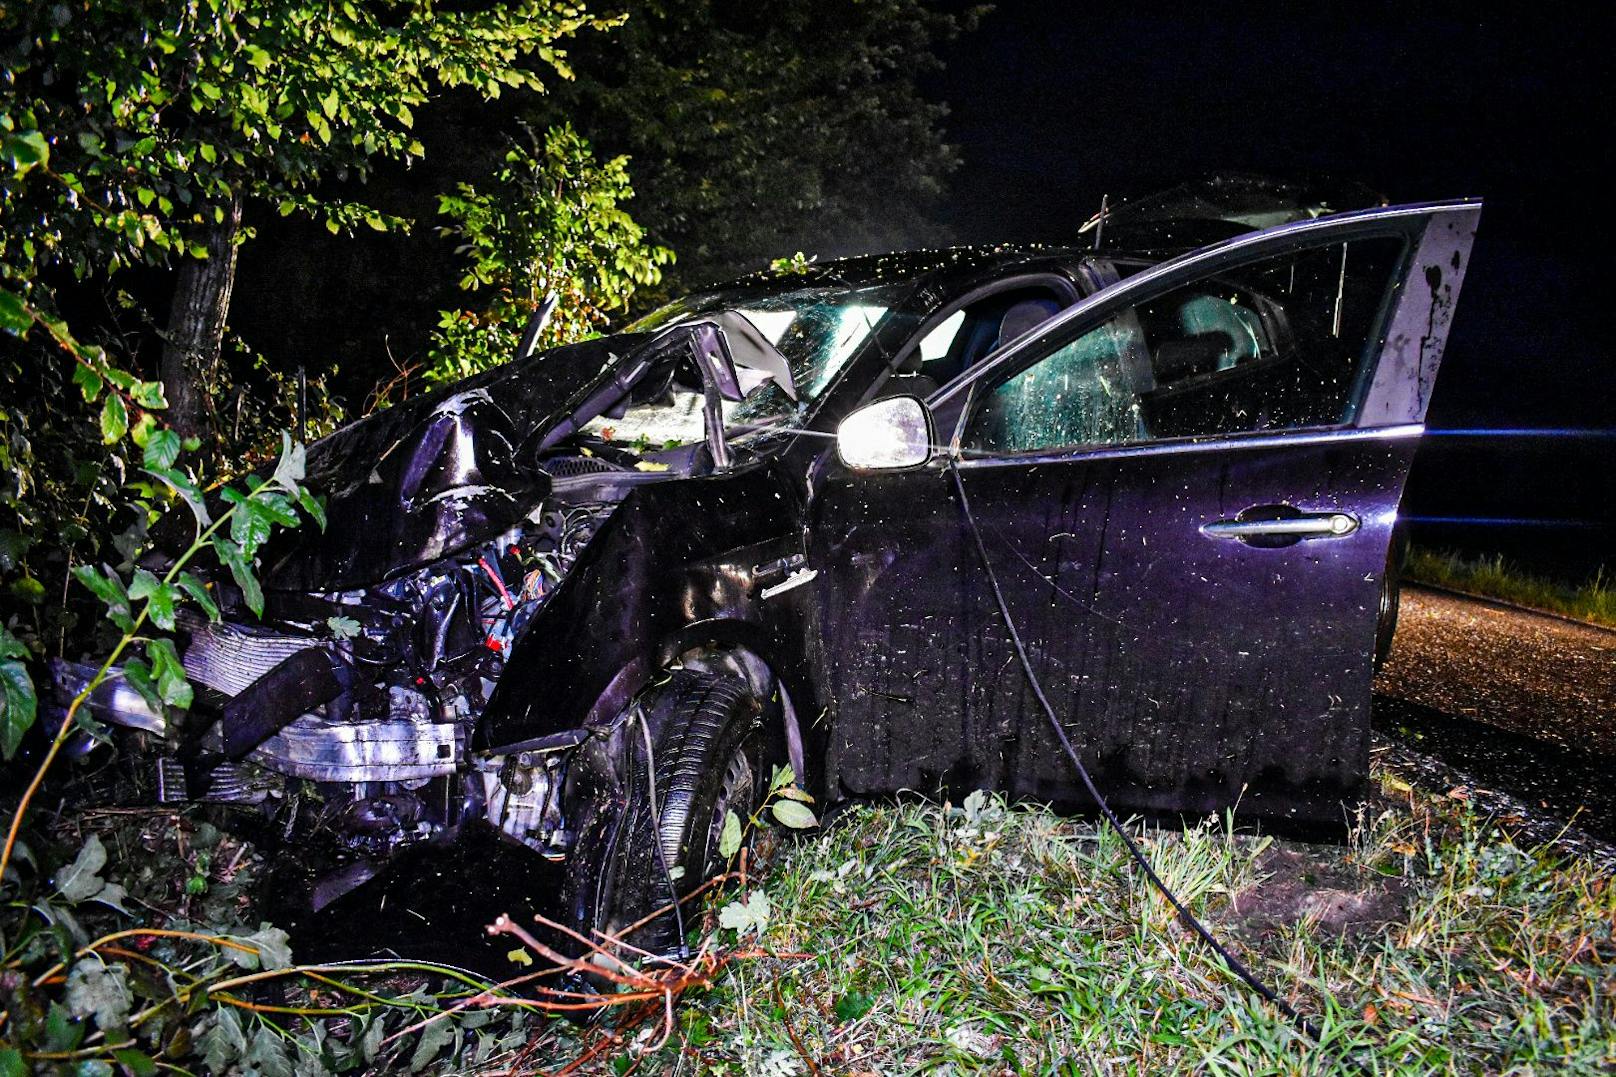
[[963, 236, 1405, 454], [604, 285, 899, 447]]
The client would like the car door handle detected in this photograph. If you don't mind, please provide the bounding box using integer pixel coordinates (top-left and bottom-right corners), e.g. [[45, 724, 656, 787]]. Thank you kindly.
[[1201, 509, 1359, 542]]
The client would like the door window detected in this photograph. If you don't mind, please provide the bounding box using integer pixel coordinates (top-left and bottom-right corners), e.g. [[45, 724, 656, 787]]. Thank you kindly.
[[962, 237, 1406, 454]]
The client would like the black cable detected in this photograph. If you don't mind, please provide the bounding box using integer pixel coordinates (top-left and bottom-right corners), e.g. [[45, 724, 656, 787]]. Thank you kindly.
[[636, 709, 692, 960], [947, 459, 1325, 1044]]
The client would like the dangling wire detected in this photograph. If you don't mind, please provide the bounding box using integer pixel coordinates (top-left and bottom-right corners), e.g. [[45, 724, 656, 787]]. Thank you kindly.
[[637, 709, 691, 960], [946, 458, 1325, 1044]]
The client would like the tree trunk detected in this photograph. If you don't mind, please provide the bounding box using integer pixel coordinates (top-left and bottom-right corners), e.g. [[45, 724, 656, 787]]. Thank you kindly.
[[160, 194, 243, 447]]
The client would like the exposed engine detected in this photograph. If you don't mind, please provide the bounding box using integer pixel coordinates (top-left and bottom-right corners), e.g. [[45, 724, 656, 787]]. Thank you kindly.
[[55, 469, 620, 870], [49, 315, 796, 898]]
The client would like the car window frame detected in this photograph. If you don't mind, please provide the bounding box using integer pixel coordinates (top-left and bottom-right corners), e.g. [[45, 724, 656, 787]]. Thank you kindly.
[[931, 207, 1451, 461]]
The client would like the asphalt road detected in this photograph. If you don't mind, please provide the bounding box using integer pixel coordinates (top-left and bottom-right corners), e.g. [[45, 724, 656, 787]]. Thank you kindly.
[[1372, 585, 1616, 848]]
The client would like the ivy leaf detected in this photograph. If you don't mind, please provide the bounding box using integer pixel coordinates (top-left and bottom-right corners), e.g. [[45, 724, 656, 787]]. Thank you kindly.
[[771, 800, 819, 830], [717, 889, 770, 936], [54, 834, 110, 903], [327, 615, 361, 640], [227, 923, 293, 970], [65, 959, 132, 1031], [718, 809, 743, 860]]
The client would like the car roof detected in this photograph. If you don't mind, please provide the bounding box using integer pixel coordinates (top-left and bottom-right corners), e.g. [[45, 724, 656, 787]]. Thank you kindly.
[[709, 243, 1105, 296]]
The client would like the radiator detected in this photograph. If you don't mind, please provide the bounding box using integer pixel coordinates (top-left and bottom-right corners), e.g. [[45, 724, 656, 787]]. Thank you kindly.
[[178, 610, 324, 698]]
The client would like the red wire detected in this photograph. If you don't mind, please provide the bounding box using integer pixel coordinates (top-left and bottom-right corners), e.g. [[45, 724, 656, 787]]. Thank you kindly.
[[479, 556, 516, 610]]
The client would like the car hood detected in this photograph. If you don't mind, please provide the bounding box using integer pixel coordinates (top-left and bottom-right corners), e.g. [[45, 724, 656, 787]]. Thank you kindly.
[[255, 336, 628, 591]]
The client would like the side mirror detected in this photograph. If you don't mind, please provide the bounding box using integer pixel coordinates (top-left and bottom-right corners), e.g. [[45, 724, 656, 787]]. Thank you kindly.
[[836, 396, 934, 470]]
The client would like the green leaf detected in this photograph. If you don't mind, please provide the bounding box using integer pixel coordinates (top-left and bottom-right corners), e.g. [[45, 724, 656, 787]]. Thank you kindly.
[[142, 428, 182, 470], [0, 289, 32, 334], [214, 538, 263, 617], [99, 394, 128, 444], [227, 923, 293, 970], [71, 362, 104, 401], [147, 638, 192, 709], [110, 1048, 158, 1077], [297, 487, 327, 530], [139, 574, 178, 630], [327, 615, 360, 640], [121, 658, 161, 715], [2, 129, 49, 175], [177, 572, 220, 621], [1, 631, 36, 760], [769, 764, 796, 794], [45, 1002, 84, 1052], [717, 889, 770, 936], [146, 464, 210, 529], [271, 432, 306, 488], [0, 1047, 27, 1077], [718, 809, 743, 859], [130, 380, 167, 409], [72, 564, 133, 630], [230, 498, 272, 559], [55, 834, 109, 903], [408, 1017, 456, 1074], [771, 799, 818, 830], [65, 959, 132, 1031]]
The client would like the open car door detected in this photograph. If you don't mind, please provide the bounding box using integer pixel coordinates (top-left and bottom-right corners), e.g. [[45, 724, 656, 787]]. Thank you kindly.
[[810, 202, 1480, 826]]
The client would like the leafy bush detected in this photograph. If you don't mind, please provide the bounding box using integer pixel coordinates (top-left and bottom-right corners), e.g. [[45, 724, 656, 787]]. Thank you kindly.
[[426, 124, 673, 385]]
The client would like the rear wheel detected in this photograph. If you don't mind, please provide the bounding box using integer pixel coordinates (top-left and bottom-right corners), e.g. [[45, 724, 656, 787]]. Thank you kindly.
[[561, 669, 765, 958], [1374, 535, 1408, 670]]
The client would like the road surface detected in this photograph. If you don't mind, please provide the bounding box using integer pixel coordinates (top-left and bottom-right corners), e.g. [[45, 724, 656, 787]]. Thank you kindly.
[[1372, 584, 1616, 850]]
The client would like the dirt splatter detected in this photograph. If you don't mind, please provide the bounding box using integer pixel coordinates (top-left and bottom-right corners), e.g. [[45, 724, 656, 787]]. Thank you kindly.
[[1225, 847, 1407, 940]]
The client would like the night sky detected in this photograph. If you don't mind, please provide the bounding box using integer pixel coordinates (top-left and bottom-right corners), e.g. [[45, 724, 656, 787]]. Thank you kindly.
[[920, 2, 1613, 576]]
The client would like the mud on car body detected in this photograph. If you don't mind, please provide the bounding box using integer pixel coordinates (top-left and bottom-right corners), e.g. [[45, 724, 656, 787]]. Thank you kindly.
[[54, 194, 1480, 955]]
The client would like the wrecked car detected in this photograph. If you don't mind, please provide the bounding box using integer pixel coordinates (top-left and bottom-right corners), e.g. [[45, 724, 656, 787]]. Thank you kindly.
[[54, 197, 1479, 955]]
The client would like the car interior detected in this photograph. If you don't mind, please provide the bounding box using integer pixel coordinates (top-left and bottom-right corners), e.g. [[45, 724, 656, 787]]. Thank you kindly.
[[885, 284, 1076, 400]]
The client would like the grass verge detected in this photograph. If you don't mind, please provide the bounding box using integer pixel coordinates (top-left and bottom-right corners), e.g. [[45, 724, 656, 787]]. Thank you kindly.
[[9, 762, 1613, 1074], [1405, 547, 1616, 629], [539, 768, 1615, 1074]]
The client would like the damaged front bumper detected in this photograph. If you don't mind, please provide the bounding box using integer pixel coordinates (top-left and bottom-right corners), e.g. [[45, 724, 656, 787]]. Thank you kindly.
[[49, 656, 461, 785]]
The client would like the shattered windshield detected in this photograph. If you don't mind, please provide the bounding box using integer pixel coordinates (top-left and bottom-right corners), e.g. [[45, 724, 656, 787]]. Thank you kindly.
[[582, 282, 906, 449]]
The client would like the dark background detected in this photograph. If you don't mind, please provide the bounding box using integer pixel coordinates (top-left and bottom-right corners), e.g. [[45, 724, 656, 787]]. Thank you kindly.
[[233, 2, 1612, 580], [920, 1, 1613, 578]]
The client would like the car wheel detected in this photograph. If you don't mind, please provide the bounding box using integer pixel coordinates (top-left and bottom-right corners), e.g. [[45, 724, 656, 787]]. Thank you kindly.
[[562, 668, 764, 961], [1373, 539, 1406, 671]]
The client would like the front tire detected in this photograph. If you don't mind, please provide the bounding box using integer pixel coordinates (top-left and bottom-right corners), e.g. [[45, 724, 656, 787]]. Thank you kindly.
[[561, 669, 764, 959]]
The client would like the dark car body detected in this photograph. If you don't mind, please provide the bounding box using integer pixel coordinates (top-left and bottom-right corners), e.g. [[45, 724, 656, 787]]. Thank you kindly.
[[62, 200, 1479, 917]]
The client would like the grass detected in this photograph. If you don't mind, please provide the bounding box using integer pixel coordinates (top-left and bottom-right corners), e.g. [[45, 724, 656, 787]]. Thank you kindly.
[[1404, 547, 1616, 629], [15, 763, 1613, 1074], [526, 768, 1616, 1074]]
